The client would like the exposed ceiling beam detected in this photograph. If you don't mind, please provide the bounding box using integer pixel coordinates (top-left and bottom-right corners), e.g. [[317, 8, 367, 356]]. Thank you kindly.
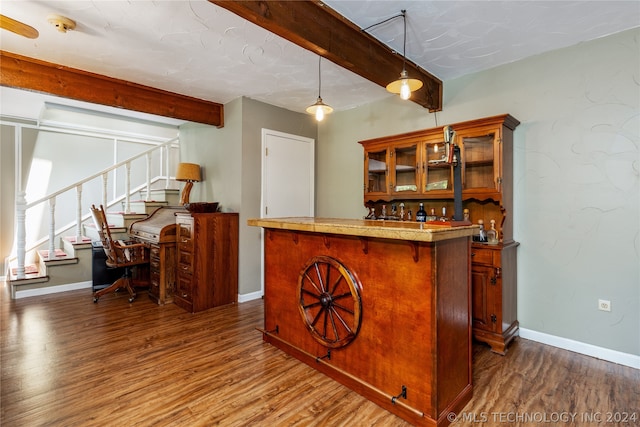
[[0, 50, 224, 127], [210, 0, 442, 112]]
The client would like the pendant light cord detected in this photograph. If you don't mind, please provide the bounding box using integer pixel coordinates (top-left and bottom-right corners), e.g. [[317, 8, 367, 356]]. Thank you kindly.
[[318, 56, 322, 98], [362, 9, 407, 70]]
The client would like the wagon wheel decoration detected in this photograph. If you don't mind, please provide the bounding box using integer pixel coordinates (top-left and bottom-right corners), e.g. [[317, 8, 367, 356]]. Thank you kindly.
[[297, 256, 363, 348]]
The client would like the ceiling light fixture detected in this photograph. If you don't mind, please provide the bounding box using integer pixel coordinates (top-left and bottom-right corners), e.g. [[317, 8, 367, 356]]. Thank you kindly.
[[384, 10, 423, 100], [306, 56, 333, 122]]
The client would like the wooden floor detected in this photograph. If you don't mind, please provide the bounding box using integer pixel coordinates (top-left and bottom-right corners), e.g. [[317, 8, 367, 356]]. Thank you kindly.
[[1, 285, 638, 427]]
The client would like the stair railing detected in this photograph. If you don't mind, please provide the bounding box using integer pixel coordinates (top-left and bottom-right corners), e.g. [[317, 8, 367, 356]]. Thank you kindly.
[[12, 137, 179, 280]]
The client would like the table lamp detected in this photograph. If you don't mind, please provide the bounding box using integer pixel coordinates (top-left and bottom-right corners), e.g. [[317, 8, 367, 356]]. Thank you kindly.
[[176, 162, 201, 205]]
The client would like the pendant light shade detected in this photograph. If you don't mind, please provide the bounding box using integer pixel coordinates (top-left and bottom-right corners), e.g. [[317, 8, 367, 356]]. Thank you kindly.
[[385, 10, 423, 100], [306, 97, 333, 121], [306, 56, 333, 121], [386, 70, 423, 100]]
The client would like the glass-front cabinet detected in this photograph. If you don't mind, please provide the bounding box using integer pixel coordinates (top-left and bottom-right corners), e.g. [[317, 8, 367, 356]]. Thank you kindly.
[[359, 114, 521, 355], [365, 147, 388, 196], [423, 139, 452, 194], [458, 127, 501, 196], [391, 143, 419, 194]]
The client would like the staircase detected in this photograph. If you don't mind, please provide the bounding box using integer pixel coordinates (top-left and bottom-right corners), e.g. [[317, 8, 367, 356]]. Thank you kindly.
[[8, 190, 180, 299]]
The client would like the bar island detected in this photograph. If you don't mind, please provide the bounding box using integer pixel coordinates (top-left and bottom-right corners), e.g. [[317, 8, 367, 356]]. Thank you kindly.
[[248, 217, 476, 427]]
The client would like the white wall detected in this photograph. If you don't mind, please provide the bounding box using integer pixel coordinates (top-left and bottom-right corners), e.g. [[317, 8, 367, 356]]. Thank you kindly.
[[316, 28, 639, 357], [178, 97, 317, 297]]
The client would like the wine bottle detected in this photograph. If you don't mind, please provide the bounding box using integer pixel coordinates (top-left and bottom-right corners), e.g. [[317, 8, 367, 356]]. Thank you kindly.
[[416, 203, 427, 222]]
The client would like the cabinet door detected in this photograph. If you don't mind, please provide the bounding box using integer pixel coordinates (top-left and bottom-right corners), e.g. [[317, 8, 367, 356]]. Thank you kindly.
[[423, 141, 453, 194], [391, 143, 419, 195], [365, 147, 389, 196], [459, 128, 501, 194], [471, 264, 499, 333]]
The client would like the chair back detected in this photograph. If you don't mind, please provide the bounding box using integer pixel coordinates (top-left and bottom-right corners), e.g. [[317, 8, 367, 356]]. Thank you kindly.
[[90, 204, 117, 264]]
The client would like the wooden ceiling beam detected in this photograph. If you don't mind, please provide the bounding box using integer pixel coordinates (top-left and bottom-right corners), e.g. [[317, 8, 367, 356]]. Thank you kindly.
[[0, 50, 224, 127], [210, 0, 442, 111]]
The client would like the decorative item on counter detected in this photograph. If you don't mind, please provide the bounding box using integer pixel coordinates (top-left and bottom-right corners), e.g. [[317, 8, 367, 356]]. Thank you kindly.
[[416, 203, 427, 222], [391, 204, 397, 218], [381, 204, 387, 219], [399, 203, 405, 221], [440, 206, 448, 221], [476, 219, 488, 242], [426, 208, 437, 222], [365, 205, 376, 220], [487, 219, 499, 245], [407, 209, 412, 221], [463, 208, 470, 222]]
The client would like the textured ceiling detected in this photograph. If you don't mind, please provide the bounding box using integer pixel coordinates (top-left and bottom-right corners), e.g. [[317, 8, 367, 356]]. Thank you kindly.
[[1, 0, 639, 123]]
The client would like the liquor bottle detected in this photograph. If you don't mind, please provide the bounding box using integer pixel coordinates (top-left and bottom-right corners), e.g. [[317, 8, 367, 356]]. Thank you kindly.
[[416, 203, 427, 222], [440, 206, 448, 221], [487, 219, 499, 244], [477, 219, 487, 242], [381, 204, 387, 219]]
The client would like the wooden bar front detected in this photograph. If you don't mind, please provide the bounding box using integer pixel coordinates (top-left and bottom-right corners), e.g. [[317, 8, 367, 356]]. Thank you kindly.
[[249, 218, 474, 427]]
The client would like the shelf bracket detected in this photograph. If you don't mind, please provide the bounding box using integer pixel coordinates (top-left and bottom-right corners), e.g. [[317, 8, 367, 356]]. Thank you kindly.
[[360, 237, 369, 255], [409, 242, 419, 263]]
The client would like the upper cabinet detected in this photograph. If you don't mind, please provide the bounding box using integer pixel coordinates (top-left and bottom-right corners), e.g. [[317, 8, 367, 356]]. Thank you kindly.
[[360, 114, 519, 202], [360, 114, 520, 243]]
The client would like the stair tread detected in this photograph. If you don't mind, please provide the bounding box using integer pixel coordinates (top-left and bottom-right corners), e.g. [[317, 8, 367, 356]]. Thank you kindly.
[[63, 236, 92, 243], [38, 248, 69, 259]]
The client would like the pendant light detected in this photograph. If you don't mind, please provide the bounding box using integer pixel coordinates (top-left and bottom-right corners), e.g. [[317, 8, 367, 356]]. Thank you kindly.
[[306, 56, 333, 121], [385, 10, 423, 100]]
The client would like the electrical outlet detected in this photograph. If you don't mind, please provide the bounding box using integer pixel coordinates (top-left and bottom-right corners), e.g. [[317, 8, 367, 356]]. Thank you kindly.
[[598, 299, 611, 312]]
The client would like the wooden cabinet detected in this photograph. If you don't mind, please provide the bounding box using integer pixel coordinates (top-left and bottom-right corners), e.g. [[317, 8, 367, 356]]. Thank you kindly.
[[360, 114, 520, 354], [148, 243, 176, 305], [470, 242, 519, 354], [175, 212, 239, 313]]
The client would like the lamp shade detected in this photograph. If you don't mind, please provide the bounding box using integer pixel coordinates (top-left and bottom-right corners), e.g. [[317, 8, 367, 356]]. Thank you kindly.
[[386, 69, 423, 100], [306, 97, 333, 122], [175, 163, 201, 182]]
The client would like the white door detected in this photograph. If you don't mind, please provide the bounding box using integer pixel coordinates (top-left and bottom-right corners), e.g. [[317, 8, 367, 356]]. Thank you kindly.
[[261, 129, 314, 218], [260, 129, 315, 295]]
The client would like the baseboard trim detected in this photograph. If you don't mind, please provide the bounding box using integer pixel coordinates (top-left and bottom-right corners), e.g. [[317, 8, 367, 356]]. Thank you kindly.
[[519, 328, 639, 369], [15, 281, 92, 299], [238, 290, 263, 303]]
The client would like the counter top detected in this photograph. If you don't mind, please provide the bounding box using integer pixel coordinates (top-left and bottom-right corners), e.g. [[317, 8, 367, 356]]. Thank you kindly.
[[247, 217, 477, 242]]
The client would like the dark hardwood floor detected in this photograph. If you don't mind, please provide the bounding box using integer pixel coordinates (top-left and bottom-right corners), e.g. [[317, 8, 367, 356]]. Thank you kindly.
[[1, 285, 638, 426]]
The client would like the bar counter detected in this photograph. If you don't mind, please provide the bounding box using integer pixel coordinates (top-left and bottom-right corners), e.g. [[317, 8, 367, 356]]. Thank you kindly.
[[249, 217, 475, 427], [247, 216, 477, 242]]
